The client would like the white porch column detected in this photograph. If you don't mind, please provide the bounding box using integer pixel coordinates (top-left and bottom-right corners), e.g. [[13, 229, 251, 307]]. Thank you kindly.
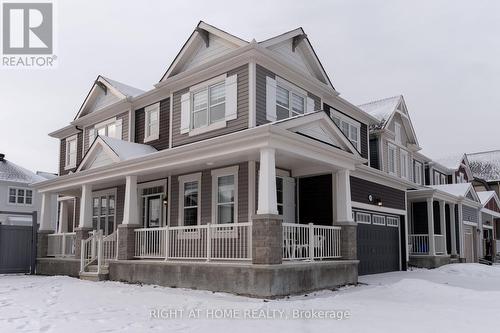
[[57, 200, 68, 233], [39, 193, 54, 231], [123, 175, 139, 224], [439, 200, 447, 255], [450, 203, 457, 256], [427, 198, 436, 255], [79, 184, 93, 228], [457, 203, 464, 257], [257, 148, 278, 215], [335, 169, 353, 223]]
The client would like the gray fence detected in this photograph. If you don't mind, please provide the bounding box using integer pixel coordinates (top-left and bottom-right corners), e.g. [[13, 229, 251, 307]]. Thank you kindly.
[[0, 211, 37, 274]]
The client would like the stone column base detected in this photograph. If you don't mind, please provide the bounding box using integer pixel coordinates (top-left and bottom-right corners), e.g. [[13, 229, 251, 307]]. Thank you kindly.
[[117, 224, 142, 260], [252, 214, 283, 265], [37, 230, 54, 258], [336, 221, 357, 260], [74, 227, 92, 259]]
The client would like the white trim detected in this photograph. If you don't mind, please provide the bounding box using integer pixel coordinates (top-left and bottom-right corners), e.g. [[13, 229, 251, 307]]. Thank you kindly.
[[355, 211, 371, 224], [248, 62, 256, 128], [167, 175, 172, 226], [400, 149, 409, 180], [188, 120, 226, 136], [394, 122, 402, 144], [276, 76, 307, 96], [189, 73, 227, 92], [64, 134, 78, 170], [352, 201, 407, 215], [144, 103, 160, 143], [388, 143, 397, 176], [169, 94, 173, 148], [372, 214, 386, 226], [463, 221, 478, 227], [248, 161, 256, 222], [211, 165, 239, 224], [178, 172, 202, 226], [387, 216, 399, 227]]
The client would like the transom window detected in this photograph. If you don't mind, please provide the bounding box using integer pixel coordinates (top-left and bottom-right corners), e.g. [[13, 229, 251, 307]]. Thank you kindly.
[[65, 135, 77, 169], [8, 188, 33, 205], [216, 175, 235, 224], [388, 143, 397, 175], [330, 110, 361, 150], [144, 103, 160, 142], [276, 85, 305, 120], [355, 212, 371, 224], [387, 216, 399, 227], [372, 215, 386, 226], [192, 82, 225, 129]]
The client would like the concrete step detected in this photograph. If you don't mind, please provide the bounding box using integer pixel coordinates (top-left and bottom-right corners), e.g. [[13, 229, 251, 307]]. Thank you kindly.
[[450, 258, 460, 264], [79, 271, 109, 282], [87, 265, 109, 274]]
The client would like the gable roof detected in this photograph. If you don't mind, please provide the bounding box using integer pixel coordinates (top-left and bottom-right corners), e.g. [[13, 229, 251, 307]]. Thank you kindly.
[[259, 27, 334, 90], [467, 150, 500, 182], [273, 111, 362, 157], [477, 191, 498, 206], [159, 21, 249, 82], [74, 75, 144, 120], [429, 183, 479, 202], [358, 95, 419, 147], [77, 136, 157, 171], [0, 158, 45, 184]]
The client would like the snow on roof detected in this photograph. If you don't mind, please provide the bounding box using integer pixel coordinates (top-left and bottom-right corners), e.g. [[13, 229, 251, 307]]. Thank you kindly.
[[429, 183, 472, 198], [101, 76, 145, 98], [357, 95, 401, 129], [467, 150, 500, 182], [477, 191, 495, 205], [433, 154, 465, 170], [36, 171, 58, 180], [0, 158, 45, 184], [100, 136, 157, 161]]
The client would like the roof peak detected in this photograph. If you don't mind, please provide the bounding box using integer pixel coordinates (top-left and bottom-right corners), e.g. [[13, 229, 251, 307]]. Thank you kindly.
[[357, 95, 402, 108]]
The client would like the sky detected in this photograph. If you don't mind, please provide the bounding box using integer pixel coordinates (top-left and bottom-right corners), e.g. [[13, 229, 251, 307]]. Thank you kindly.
[[1, 0, 499, 173]]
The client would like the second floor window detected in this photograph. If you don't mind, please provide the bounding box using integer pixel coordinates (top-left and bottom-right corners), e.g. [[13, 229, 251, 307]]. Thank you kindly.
[[9, 188, 33, 205], [192, 82, 226, 129], [144, 103, 160, 142], [400, 150, 408, 179], [414, 161, 423, 185], [388, 143, 397, 175], [65, 135, 77, 169], [331, 111, 361, 151], [96, 121, 118, 139], [276, 85, 305, 120]]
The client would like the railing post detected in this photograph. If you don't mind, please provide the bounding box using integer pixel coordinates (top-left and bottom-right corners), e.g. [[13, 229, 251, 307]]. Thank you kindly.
[[206, 223, 211, 262], [61, 233, 66, 257], [115, 231, 119, 260], [309, 223, 314, 261], [80, 240, 84, 272], [164, 226, 169, 261], [97, 232, 103, 275]]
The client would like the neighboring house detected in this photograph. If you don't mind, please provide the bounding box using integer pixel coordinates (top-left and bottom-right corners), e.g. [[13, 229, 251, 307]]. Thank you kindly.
[[476, 191, 500, 261], [0, 153, 57, 226], [467, 150, 500, 195], [32, 21, 496, 297]]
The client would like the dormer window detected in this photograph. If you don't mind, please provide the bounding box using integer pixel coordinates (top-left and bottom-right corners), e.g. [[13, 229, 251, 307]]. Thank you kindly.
[[65, 135, 77, 169], [89, 118, 122, 145], [144, 103, 160, 142]]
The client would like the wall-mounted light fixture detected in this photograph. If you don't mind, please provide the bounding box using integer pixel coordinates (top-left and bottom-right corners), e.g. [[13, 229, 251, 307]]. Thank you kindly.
[[375, 198, 383, 206], [163, 198, 168, 206]]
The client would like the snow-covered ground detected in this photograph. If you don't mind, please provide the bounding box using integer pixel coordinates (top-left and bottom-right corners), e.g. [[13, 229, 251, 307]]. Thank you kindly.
[[1, 264, 499, 332]]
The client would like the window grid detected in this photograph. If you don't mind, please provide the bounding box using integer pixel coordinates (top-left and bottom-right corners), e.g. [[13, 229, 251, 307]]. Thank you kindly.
[[276, 85, 305, 119], [192, 82, 226, 129], [372, 215, 386, 226], [355, 212, 371, 224], [387, 216, 399, 227], [8, 188, 33, 205]]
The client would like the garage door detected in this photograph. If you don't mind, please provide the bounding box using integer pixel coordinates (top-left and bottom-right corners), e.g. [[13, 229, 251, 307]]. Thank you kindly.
[[355, 211, 401, 275]]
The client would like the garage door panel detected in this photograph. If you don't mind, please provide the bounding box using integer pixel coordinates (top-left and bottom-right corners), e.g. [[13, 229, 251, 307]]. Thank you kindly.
[[357, 223, 400, 275]]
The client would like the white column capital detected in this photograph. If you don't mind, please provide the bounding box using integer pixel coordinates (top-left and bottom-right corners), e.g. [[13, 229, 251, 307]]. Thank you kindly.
[[257, 148, 278, 215]]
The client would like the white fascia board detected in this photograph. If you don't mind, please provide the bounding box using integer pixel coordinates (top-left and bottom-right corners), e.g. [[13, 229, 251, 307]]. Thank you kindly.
[[71, 100, 131, 128], [353, 164, 419, 191], [327, 94, 379, 124], [481, 207, 500, 218], [258, 28, 304, 48], [48, 125, 80, 139], [198, 21, 248, 47]]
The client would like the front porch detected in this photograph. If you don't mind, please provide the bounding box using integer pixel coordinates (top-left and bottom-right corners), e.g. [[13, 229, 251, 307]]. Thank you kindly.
[[36, 115, 364, 296]]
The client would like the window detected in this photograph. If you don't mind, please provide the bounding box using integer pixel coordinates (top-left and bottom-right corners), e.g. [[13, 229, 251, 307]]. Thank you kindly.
[[144, 103, 160, 142], [372, 215, 386, 226], [276, 177, 284, 215], [192, 82, 225, 129], [8, 188, 33, 205], [276, 85, 305, 120], [356, 212, 371, 224], [400, 150, 408, 179], [65, 135, 77, 169], [179, 173, 201, 226], [388, 143, 397, 175], [458, 172, 465, 183], [211, 166, 238, 224], [387, 216, 399, 227], [441, 174, 447, 185], [394, 122, 402, 144], [434, 172, 440, 185], [414, 161, 423, 185], [330, 110, 361, 150]]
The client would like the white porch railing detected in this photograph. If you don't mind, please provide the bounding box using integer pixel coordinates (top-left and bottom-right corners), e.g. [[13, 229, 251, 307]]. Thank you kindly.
[[496, 240, 500, 254], [102, 231, 118, 262], [435, 234, 446, 255], [47, 232, 76, 257], [409, 234, 429, 254], [134, 223, 252, 261], [282, 223, 341, 260]]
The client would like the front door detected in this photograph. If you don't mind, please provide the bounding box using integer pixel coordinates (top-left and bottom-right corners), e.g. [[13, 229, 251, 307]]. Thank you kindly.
[[92, 193, 116, 236], [145, 195, 162, 228]]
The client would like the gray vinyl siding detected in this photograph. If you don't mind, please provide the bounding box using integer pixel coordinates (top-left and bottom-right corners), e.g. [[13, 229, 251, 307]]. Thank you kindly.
[[255, 64, 321, 126], [135, 98, 170, 150], [462, 205, 478, 223], [171, 65, 249, 147], [256, 65, 275, 126], [169, 163, 249, 227], [83, 111, 129, 154], [350, 176, 406, 210]]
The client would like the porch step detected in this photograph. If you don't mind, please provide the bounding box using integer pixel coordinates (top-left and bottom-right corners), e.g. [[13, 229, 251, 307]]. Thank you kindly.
[[79, 271, 109, 282], [87, 264, 109, 274], [450, 258, 460, 264]]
